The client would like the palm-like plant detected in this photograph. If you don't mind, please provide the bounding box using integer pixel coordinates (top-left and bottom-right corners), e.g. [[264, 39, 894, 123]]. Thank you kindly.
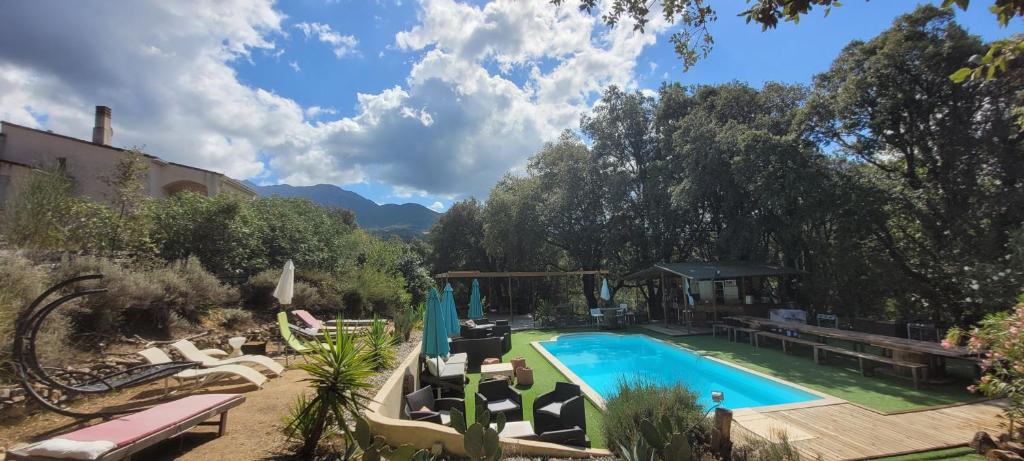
[[287, 320, 375, 458], [364, 315, 397, 370]]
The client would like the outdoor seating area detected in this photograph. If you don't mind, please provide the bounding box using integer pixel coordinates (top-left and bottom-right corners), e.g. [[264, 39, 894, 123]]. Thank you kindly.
[[713, 315, 980, 389]]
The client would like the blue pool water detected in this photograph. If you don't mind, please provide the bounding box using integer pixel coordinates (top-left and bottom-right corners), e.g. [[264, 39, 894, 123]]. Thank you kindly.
[[540, 333, 821, 410]]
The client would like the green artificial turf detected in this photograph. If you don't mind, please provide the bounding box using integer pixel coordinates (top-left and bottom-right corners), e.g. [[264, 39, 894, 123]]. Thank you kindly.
[[872, 447, 983, 461], [463, 329, 607, 448], [465, 326, 980, 451]]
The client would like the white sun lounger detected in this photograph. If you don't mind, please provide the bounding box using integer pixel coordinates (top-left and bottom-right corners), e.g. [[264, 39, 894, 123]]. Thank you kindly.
[[171, 340, 284, 376], [137, 348, 267, 389]]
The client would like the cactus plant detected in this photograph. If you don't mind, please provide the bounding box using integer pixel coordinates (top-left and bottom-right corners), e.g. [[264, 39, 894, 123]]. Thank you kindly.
[[449, 408, 505, 460]]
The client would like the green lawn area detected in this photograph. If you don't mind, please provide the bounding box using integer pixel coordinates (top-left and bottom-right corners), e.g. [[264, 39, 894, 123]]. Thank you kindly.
[[463, 327, 980, 451], [647, 330, 980, 413], [464, 329, 607, 448], [872, 447, 983, 461]]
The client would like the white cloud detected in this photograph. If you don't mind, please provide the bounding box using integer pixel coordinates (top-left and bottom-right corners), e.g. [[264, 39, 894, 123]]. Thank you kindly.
[[294, 22, 359, 58], [0, 0, 671, 199], [289, 60, 301, 72], [428, 201, 444, 211]]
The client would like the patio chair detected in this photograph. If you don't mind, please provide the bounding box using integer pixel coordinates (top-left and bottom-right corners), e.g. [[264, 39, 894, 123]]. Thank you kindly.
[[7, 394, 245, 461], [402, 386, 465, 427], [137, 348, 267, 390], [291, 309, 335, 332], [420, 355, 466, 398], [495, 421, 591, 448], [460, 321, 495, 339], [475, 378, 523, 421], [589, 308, 604, 325], [449, 337, 503, 369], [171, 340, 284, 376], [276, 312, 332, 364], [534, 382, 586, 434]]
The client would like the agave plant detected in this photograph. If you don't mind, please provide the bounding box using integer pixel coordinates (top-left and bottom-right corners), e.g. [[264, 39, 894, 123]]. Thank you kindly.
[[287, 319, 375, 458], [364, 315, 397, 370]]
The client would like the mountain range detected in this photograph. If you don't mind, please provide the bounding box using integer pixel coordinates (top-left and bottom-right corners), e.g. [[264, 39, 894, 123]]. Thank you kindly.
[[249, 183, 439, 239]]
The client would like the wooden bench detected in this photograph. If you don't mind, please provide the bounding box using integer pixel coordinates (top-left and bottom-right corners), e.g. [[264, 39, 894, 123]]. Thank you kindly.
[[754, 331, 823, 353], [814, 345, 927, 388], [711, 323, 734, 339], [732, 327, 759, 346]]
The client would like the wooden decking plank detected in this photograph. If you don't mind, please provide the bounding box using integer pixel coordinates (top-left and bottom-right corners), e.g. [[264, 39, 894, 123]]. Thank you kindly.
[[735, 400, 1006, 460]]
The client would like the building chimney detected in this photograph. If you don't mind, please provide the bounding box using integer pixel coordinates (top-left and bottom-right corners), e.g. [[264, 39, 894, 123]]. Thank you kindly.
[[92, 106, 112, 145]]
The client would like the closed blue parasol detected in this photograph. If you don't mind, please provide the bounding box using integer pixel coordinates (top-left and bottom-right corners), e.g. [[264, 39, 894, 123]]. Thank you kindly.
[[600, 278, 611, 301], [468, 279, 484, 320], [421, 288, 450, 358], [442, 283, 460, 336]]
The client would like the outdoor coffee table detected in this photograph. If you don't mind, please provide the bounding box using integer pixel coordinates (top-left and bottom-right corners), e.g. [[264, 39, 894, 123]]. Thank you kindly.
[[480, 363, 515, 381]]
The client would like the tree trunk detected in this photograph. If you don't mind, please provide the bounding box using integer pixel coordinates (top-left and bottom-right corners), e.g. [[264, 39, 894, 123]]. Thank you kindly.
[[300, 393, 330, 458], [582, 274, 598, 309]]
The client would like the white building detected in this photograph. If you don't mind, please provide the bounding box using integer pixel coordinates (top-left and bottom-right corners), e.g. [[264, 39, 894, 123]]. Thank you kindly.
[[0, 106, 255, 208]]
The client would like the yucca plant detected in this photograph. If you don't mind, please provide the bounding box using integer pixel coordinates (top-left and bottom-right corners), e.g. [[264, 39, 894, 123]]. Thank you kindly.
[[288, 320, 375, 458], [364, 315, 397, 370]]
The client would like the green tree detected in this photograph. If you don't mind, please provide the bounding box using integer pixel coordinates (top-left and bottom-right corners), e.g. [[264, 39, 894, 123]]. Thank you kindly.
[[555, 0, 1022, 74], [482, 174, 549, 271], [427, 198, 490, 274], [803, 6, 1024, 323], [528, 131, 609, 308], [99, 147, 152, 253]]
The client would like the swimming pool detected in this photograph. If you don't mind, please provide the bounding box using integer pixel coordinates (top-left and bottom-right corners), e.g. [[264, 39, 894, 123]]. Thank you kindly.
[[539, 333, 822, 410]]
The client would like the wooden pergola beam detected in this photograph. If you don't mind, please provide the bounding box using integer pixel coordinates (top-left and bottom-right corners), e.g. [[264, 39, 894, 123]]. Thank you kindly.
[[433, 270, 607, 279]]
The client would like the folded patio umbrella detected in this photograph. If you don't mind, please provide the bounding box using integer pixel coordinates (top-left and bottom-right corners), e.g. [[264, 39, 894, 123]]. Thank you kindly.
[[273, 260, 295, 306], [442, 282, 460, 336], [421, 287, 450, 359], [683, 277, 695, 307], [600, 278, 611, 301], [468, 278, 484, 320]]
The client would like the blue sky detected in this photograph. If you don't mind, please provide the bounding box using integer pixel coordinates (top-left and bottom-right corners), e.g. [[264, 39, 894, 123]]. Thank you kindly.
[[0, 1, 1012, 212]]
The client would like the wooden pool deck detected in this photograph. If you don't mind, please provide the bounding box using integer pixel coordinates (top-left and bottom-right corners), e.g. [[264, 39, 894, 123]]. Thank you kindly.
[[732, 399, 1006, 460]]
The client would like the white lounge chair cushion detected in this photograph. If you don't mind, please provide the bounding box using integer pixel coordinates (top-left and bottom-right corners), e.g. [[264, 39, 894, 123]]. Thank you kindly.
[[426, 358, 441, 377], [22, 438, 116, 460], [495, 421, 536, 438], [445, 353, 468, 364], [171, 340, 284, 376], [487, 399, 519, 412], [538, 402, 562, 415]]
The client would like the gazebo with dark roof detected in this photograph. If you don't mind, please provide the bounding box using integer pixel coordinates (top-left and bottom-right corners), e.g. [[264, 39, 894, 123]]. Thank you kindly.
[[623, 261, 806, 324]]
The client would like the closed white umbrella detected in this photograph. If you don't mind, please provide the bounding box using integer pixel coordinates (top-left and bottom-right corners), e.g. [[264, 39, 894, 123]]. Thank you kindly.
[[273, 260, 295, 306]]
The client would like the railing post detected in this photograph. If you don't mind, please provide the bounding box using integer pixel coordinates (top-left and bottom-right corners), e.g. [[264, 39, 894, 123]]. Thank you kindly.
[[712, 407, 733, 457]]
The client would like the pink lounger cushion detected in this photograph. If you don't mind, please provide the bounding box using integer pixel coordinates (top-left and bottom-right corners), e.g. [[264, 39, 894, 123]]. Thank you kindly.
[[61, 394, 243, 448]]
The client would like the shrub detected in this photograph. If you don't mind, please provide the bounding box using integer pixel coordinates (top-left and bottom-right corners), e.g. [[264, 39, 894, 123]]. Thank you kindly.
[[0, 253, 72, 382], [340, 266, 410, 319], [216, 307, 255, 331], [363, 316, 396, 370], [945, 296, 1024, 438], [54, 255, 239, 340], [392, 306, 418, 342], [241, 268, 325, 312], [733, 431, 803, 461], [603, 379, 711, 454]]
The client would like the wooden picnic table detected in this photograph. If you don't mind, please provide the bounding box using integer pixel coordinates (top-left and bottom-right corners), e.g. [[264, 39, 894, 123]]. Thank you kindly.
[[726, 315, 978, 380]]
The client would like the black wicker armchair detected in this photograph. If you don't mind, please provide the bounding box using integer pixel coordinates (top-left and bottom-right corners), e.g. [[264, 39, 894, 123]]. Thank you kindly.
[[475, 378, 523, 421], [403, 386, 465, 427], [534, 382, 586, 434], [449, 337, 503, 369]]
